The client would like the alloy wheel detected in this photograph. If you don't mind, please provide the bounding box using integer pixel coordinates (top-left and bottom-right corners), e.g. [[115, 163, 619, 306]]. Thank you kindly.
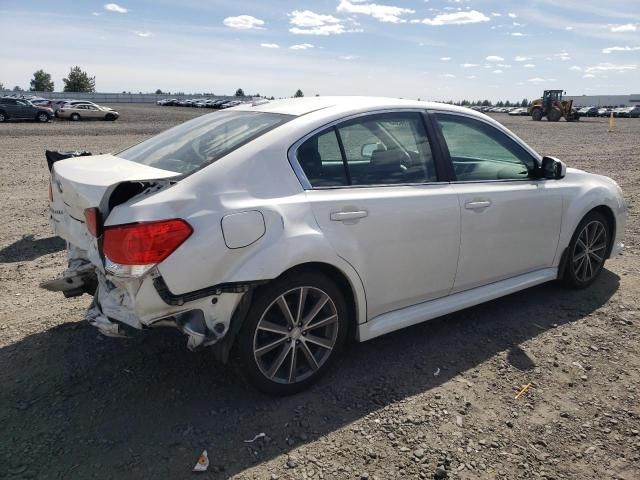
[[572, 220, 607, 282], [253, 286, 339, 384]]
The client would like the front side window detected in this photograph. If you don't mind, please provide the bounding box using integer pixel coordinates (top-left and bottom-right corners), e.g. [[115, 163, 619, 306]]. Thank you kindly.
[[296, 112, 437, 187], [435, 113, 535, 181], [118, 111, 293, 175]]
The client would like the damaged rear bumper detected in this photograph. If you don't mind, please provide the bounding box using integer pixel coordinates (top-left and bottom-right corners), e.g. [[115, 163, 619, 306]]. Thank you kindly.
[[87, 267, 246, 350]]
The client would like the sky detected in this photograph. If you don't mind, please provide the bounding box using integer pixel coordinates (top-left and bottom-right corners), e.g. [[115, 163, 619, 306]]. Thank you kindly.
[[0, 0, 639, 101]]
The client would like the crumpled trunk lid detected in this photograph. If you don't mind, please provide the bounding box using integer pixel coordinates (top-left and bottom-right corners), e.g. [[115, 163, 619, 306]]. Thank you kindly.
[[49, 153, 179, 250]]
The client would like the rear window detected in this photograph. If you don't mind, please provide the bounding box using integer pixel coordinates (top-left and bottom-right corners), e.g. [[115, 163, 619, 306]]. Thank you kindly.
[[117, 111, 292, 175]]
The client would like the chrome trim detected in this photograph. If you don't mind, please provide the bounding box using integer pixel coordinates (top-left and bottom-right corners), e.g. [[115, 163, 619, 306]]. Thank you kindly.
[[287, 108, 436, 191]]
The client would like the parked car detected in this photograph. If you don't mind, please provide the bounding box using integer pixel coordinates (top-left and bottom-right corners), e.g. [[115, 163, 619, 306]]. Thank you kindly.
[[508, 107, 529, 116], [598, 107, 614, 117], [220, 100, 242, 109], [616, 106, 640, 118], [45, 97, 627, 394], [0, 97, 53, 122], [30, 98, 53, 109], [577, 106, 598, 117], [57, 103, 119, 121]]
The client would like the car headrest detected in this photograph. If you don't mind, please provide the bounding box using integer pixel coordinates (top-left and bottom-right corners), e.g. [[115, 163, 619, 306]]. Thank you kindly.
[[370, 149, 406, 168]]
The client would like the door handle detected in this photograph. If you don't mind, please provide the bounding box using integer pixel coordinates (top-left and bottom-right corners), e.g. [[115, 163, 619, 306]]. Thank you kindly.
[[464, 200, 492, 210], [330, 210, 368, 222]]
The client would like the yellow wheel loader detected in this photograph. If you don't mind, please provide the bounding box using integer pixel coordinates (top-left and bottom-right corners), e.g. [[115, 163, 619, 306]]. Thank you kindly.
[[529, 90, 580, 122]]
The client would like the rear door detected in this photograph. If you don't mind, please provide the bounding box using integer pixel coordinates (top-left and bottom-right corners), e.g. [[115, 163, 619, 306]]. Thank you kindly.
[[292, 111, 461, 320], [14, 99, 32, 119], [432, 111, 563, 293]]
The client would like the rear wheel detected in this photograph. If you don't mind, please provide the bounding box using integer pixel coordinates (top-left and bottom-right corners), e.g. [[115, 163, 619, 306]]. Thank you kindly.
[[547, 107, 562, 122], [70, 113, 80, 121], [531, 108, 543, 121], [562, 211, 610, 289], [0, 111, 6, 122], [237, 272, 349, 395]]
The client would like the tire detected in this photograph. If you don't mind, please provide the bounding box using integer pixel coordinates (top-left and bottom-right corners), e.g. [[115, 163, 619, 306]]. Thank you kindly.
[[36, 112, 49, 123], [531, 108, 543, 121], [547, 108, 561, 122], [562, 211, 610, 289], [105, 113, 115, 121], [70, 113, 80, 121], [0, 111, 6, 122], [237, 271, 349, 395]]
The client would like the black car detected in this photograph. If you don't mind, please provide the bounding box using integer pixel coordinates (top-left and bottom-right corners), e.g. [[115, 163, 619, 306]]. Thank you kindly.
[[0, 97, 53, 122], [578, 106, 598, 117]]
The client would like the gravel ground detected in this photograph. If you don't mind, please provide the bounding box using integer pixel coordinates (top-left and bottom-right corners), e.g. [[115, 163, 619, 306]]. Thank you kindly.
[[1, 104, 639, 480]]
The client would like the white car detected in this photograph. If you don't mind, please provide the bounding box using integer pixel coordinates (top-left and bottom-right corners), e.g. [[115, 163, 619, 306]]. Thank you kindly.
[[45, 97, 626, 394]]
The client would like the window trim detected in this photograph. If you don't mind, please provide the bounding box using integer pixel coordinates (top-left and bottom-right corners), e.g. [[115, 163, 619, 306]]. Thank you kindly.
[[287, 108, 448, 190], [428, 109, 543, 184]]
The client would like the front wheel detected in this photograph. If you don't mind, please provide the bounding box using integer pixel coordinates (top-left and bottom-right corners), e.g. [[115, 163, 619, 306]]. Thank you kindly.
[[237, 272, 349, 395], [531, 108, 543, 121], [36, 112, 50, 123], [70, 113, 80, 121], [0, 111, 6, 122], [562, 211, 610, 289]]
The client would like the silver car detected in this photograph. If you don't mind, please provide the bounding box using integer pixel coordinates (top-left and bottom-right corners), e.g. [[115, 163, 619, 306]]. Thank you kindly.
[[57, 103, 119, 121]]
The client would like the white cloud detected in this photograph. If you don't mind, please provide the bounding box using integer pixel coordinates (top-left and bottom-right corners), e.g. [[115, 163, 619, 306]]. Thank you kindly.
[[602, 45, 640, 54], [492, 69, 503, 74], [289, 43, 315, 50], [440, 57, 451, 61], [223, 15, 265, 30], [466, 75, 478, 79], [565, 26, 573, 31], [290, 25, 346, 35], [555, 51, 571, 61], [461, 63, 479, 68], [104, 3, 127, 14], [585, 63, 637, 73], [497, 64, 512, 68], [491, 12, 502, 17], [337, 0, 414, 23], [486, 55, 504, 62], [260, 43, 280, 49], [92, 12, 102, 16], [514, 56, 531, 62], [339, 55, 357, 60], [421, 10, 490, 26], [583, 74, 595, 78], [610, 24, 637, 33], [523, 64, 536, 68], [135, 31, 152, 37], [527, 77, 546, 83], [511, 32, 524, 37], [441, 73, 456, 78], [288, 10, 350, 35], [289, 10, 341, 27], [569, 65, 582, 71], [508, 12, 517, 18]]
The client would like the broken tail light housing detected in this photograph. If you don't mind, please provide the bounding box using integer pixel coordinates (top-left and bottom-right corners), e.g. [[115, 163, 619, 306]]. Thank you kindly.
[[84, 207, 102, 237], [103, 219, 193, 277]]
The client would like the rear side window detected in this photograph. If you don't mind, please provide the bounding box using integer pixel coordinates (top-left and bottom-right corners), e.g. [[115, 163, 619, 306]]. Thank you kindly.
[[296, 112, 437, 187], [118, 111, 293, 175]]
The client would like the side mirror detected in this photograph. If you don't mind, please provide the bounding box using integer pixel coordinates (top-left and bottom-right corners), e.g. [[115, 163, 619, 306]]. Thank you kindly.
[[540, 156, 566, 179], [361, 143, 378, 159]]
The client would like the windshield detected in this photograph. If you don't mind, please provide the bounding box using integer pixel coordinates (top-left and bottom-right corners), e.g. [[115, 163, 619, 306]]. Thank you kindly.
[[118, 111, 292, 175]]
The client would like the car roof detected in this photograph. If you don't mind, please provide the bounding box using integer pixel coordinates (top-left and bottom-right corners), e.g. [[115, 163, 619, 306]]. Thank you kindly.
[[232, 95, 481, 118]]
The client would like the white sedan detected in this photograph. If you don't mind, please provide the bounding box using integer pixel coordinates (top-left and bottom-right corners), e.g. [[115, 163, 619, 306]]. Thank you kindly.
[[45, 97, 626, 395]]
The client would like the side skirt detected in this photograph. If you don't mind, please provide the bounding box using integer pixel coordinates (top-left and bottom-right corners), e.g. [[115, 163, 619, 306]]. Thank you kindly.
[[358, 268, 558, 342]]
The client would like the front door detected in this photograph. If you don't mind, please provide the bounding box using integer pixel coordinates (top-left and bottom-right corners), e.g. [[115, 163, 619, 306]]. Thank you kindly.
[[295, 111, 461, 320], [433, 112, 563, 293]]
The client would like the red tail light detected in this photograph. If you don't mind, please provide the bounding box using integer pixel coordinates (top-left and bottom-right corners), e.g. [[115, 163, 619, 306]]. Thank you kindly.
[[103, 219, 193, 265], [84, 207, 102, 237]]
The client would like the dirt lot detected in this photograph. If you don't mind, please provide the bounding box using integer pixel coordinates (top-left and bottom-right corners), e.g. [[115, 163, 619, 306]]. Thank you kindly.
[[1, 104, 639, 480]]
